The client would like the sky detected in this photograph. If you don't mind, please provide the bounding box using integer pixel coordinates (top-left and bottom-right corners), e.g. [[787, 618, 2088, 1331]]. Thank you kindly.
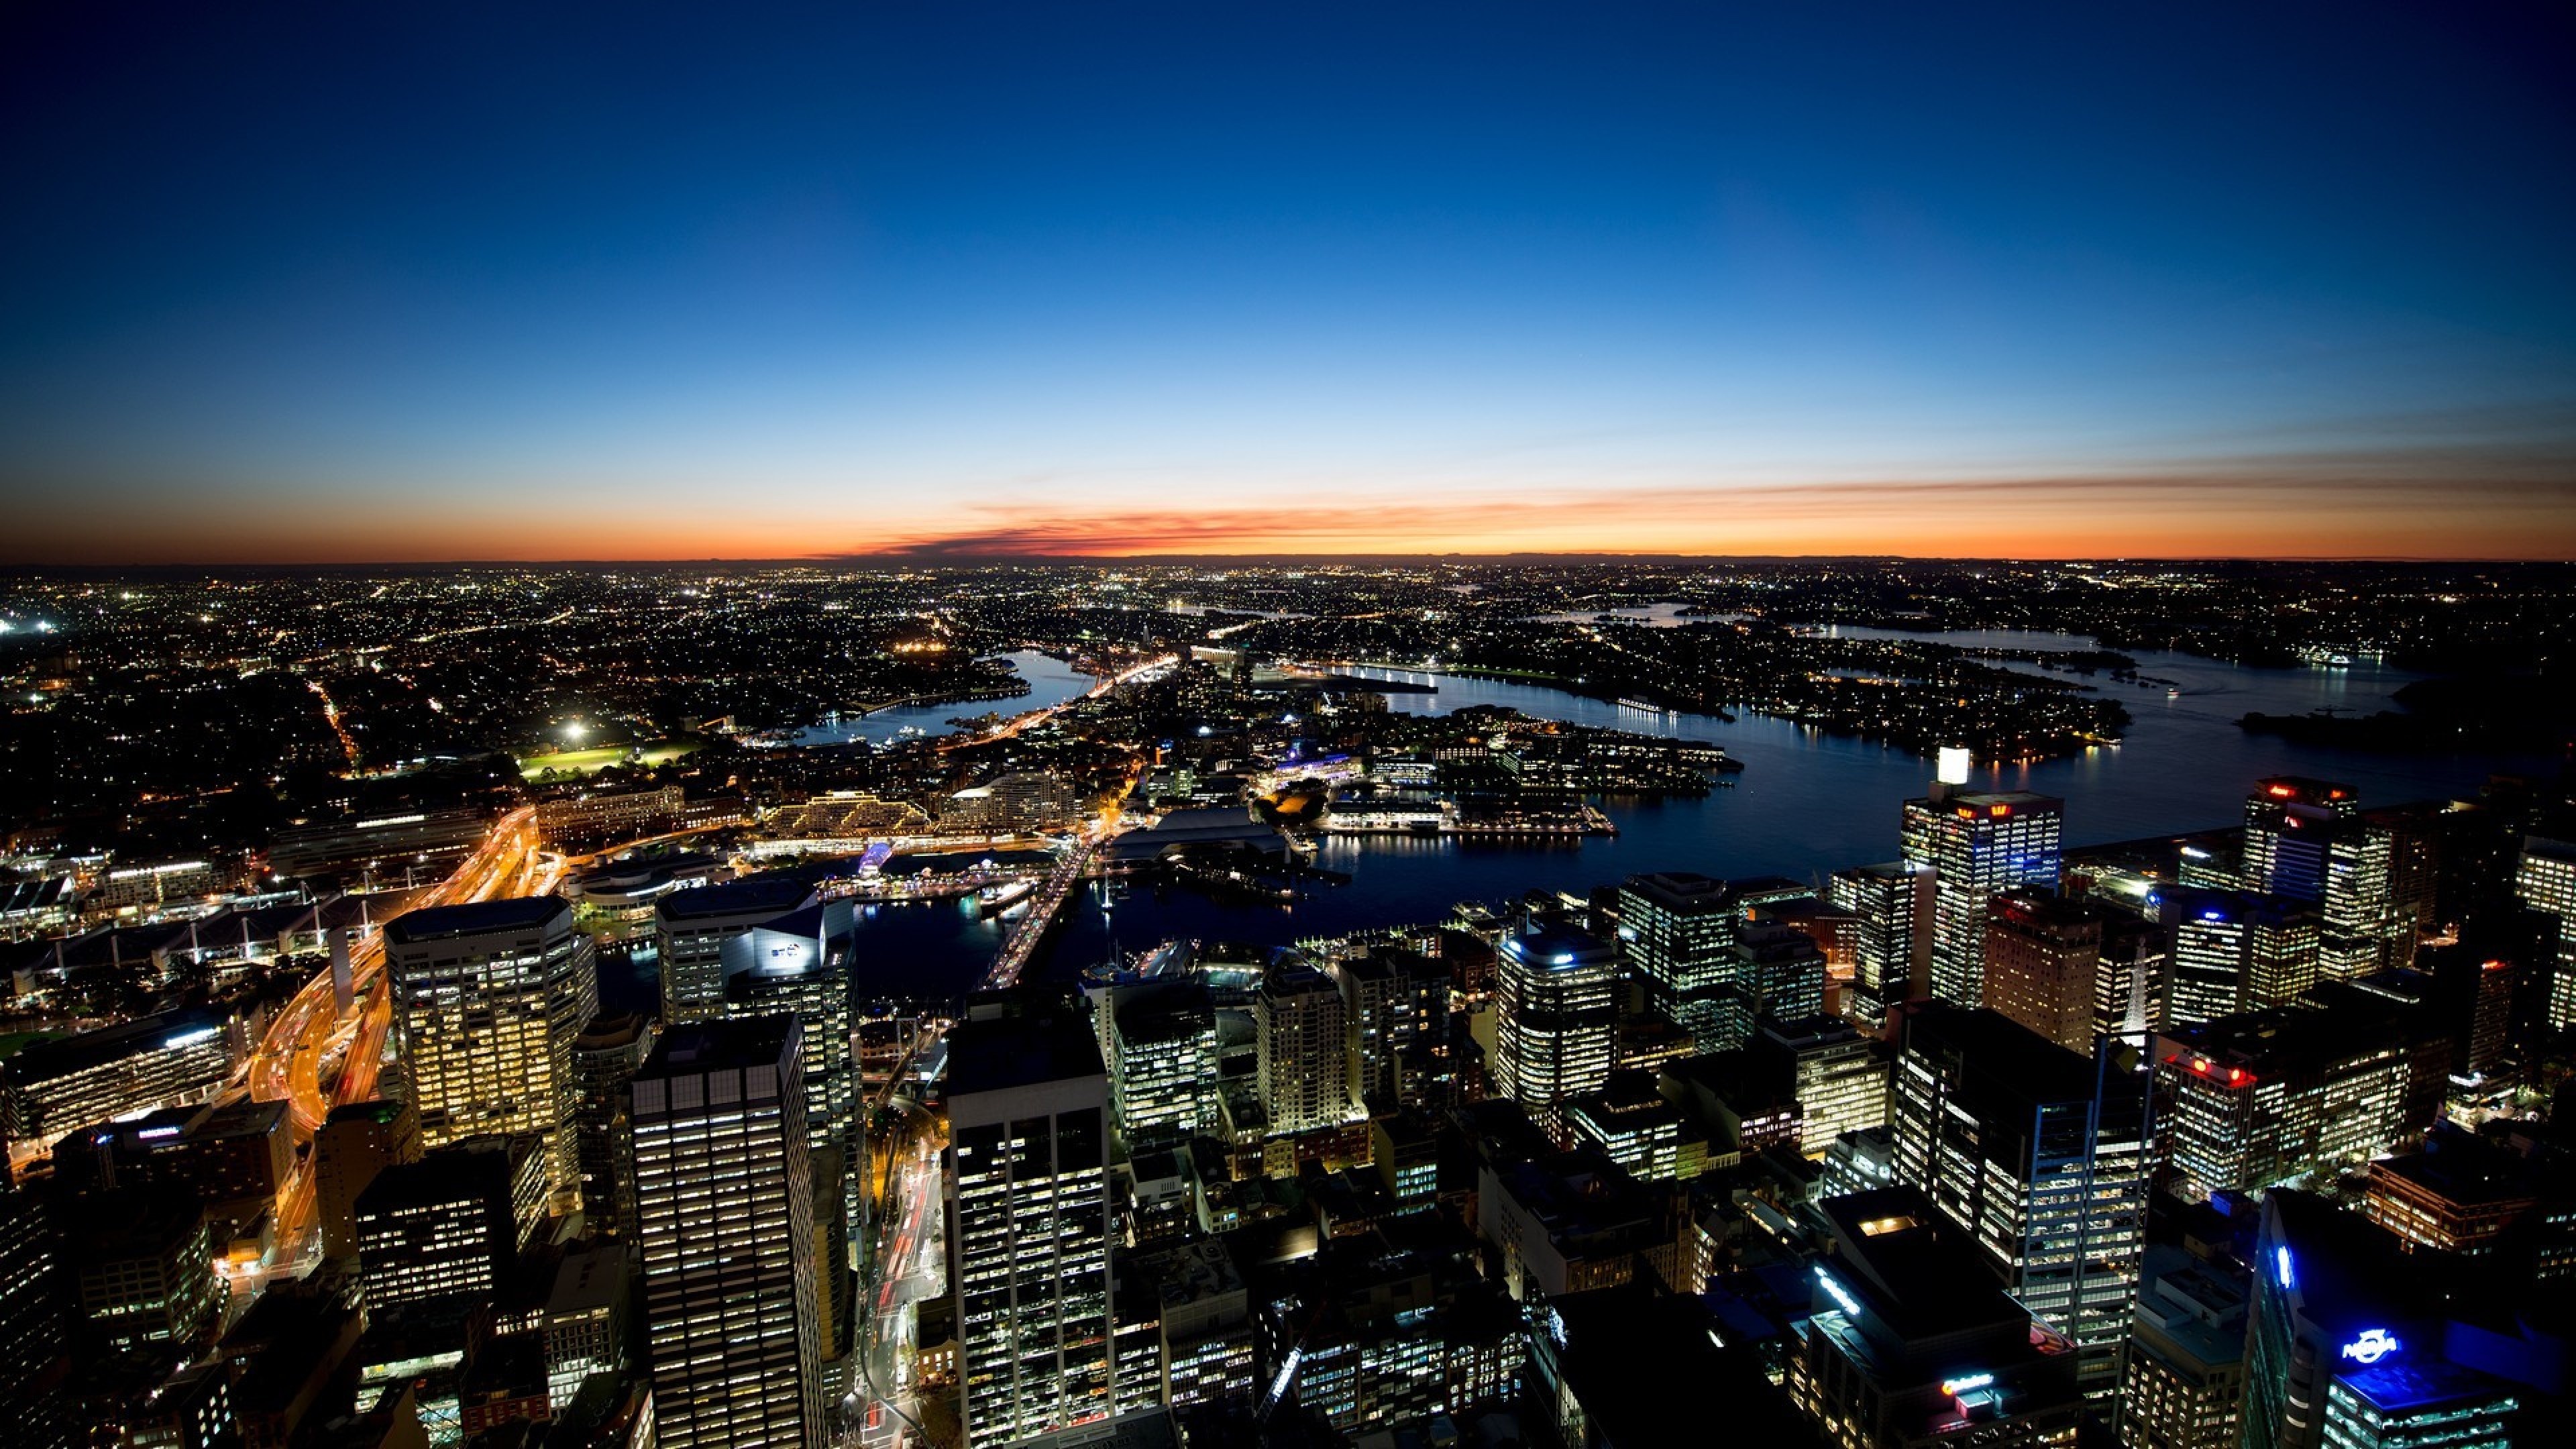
[[3, 2, 2573, 564]]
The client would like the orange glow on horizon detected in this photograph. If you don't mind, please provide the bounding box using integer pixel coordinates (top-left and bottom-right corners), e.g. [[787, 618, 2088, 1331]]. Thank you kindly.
[[7, 468, 2573, 565]]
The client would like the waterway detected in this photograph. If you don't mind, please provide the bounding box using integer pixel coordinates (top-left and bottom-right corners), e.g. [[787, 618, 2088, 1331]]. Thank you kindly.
[[853, 627, 2555, 992], [790, 650, 1094, 746]]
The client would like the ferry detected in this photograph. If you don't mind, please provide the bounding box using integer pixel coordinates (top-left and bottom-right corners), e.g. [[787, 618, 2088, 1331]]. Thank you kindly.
[[975, 879, 1036, 917]]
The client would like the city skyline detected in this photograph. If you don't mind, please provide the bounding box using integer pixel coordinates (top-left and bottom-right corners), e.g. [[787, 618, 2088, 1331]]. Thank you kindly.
[[6, 4, 2574, 564]]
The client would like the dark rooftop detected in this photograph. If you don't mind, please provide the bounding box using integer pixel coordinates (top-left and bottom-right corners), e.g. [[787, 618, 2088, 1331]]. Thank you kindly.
[[384, 896, 568, 945], [640, 1016, 800, 1077], [650, 876, 816, 924], [949, 1002, 1103, 1097]]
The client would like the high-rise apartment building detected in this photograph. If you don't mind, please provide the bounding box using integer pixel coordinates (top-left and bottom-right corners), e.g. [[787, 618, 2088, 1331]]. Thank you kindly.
[[1889, 1003, 2150, 1396], [568, 1013, 652, 1240], [629, 1016, 826, 1449], [2161, 890, 2322, 1030], [385, 898, 597, 1200], [1982, 888, 2108, 1053], [945, 995, 1120, 1444], [1901, 790, 2064, 1008], [1329, 945, 1450, 1108], [1256, 955, 1356, 1136], [1493, 920, 1619, 1142]]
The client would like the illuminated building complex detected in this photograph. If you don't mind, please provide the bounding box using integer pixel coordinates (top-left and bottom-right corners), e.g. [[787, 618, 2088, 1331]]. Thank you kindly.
[[1888, 1003, 2150, 1395], [1, 1008, 234, 1156], [68, 1186, 222, 1354], [384, 898, 598, 1201], [1493, 920, 1620, 1143], [629, 1017, 826, 1449], [2154, 1001, 2411, 1203], [944, 996, 1122, 1444], [2160, 890, 2322, 1031], [1616, 871, 1740, 1048], [1901, 789, 2063, 1009], [2513, 835, 2576, 1030], [1792, 1187, 2084, 1449]]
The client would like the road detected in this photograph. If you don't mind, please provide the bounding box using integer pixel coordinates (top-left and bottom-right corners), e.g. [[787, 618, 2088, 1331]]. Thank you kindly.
[[853, 1108, 945, 1449], [241, 805, 557, 1258]]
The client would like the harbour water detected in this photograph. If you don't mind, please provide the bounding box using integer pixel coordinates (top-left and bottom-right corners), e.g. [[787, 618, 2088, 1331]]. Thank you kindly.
[[852, 629, 2556, 994], [790, 649, 1095, 746]]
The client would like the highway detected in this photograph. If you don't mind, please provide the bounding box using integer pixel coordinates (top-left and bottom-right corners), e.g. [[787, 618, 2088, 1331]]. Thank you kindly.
[[241, 805, 558, 1258]]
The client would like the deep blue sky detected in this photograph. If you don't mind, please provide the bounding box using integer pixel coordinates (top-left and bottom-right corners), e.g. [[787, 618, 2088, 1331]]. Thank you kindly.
[[4, 2, 2571, 560]]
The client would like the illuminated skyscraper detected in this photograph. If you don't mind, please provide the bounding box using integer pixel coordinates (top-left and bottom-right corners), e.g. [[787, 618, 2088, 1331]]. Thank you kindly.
[[1888, 1003, 2149, 1396], [1982, 888, 2108, 1053], [630, 1016, 826, 1449], [2161, 890, 2322, 1030], [1099, 978, 1218, 1148], [1493, 919, 1619, 1142], [385, 898, 597, 1201], [1617, 872, 1740, 1046], [1900, 790, 2064, 1008], [651, 877, 818, 1024], [2116, 1246, 2247, 1449], [2154, 1001, 2410, 1202], [2512, 835, 2576, 1030], [2243, 778, 2401, 981], [945, 995, 1120, 1444], [719, 900, 857, 1152], [1829, 861, 1932, 1027], [355, 1134, 546, 1313], [567, 1013, 652, 1240]]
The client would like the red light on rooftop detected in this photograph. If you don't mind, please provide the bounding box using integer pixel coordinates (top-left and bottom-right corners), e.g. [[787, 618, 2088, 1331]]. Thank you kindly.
[[2192, 1057, 2210, 1073], [1990, 804, 2010, 818], [2483, 959, 2508, 971], [2267, 784, 2296, 798], [2229, 1067, 2248, 1084]]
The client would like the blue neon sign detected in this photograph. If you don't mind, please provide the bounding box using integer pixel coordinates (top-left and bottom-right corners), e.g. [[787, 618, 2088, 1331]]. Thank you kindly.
[[2275, 1246, 2295, 1289], [2340, 1329, 2401, 1366]]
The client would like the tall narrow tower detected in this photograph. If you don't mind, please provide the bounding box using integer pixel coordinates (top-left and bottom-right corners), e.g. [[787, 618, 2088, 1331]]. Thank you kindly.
[[629, 1017, 825, 1449]]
